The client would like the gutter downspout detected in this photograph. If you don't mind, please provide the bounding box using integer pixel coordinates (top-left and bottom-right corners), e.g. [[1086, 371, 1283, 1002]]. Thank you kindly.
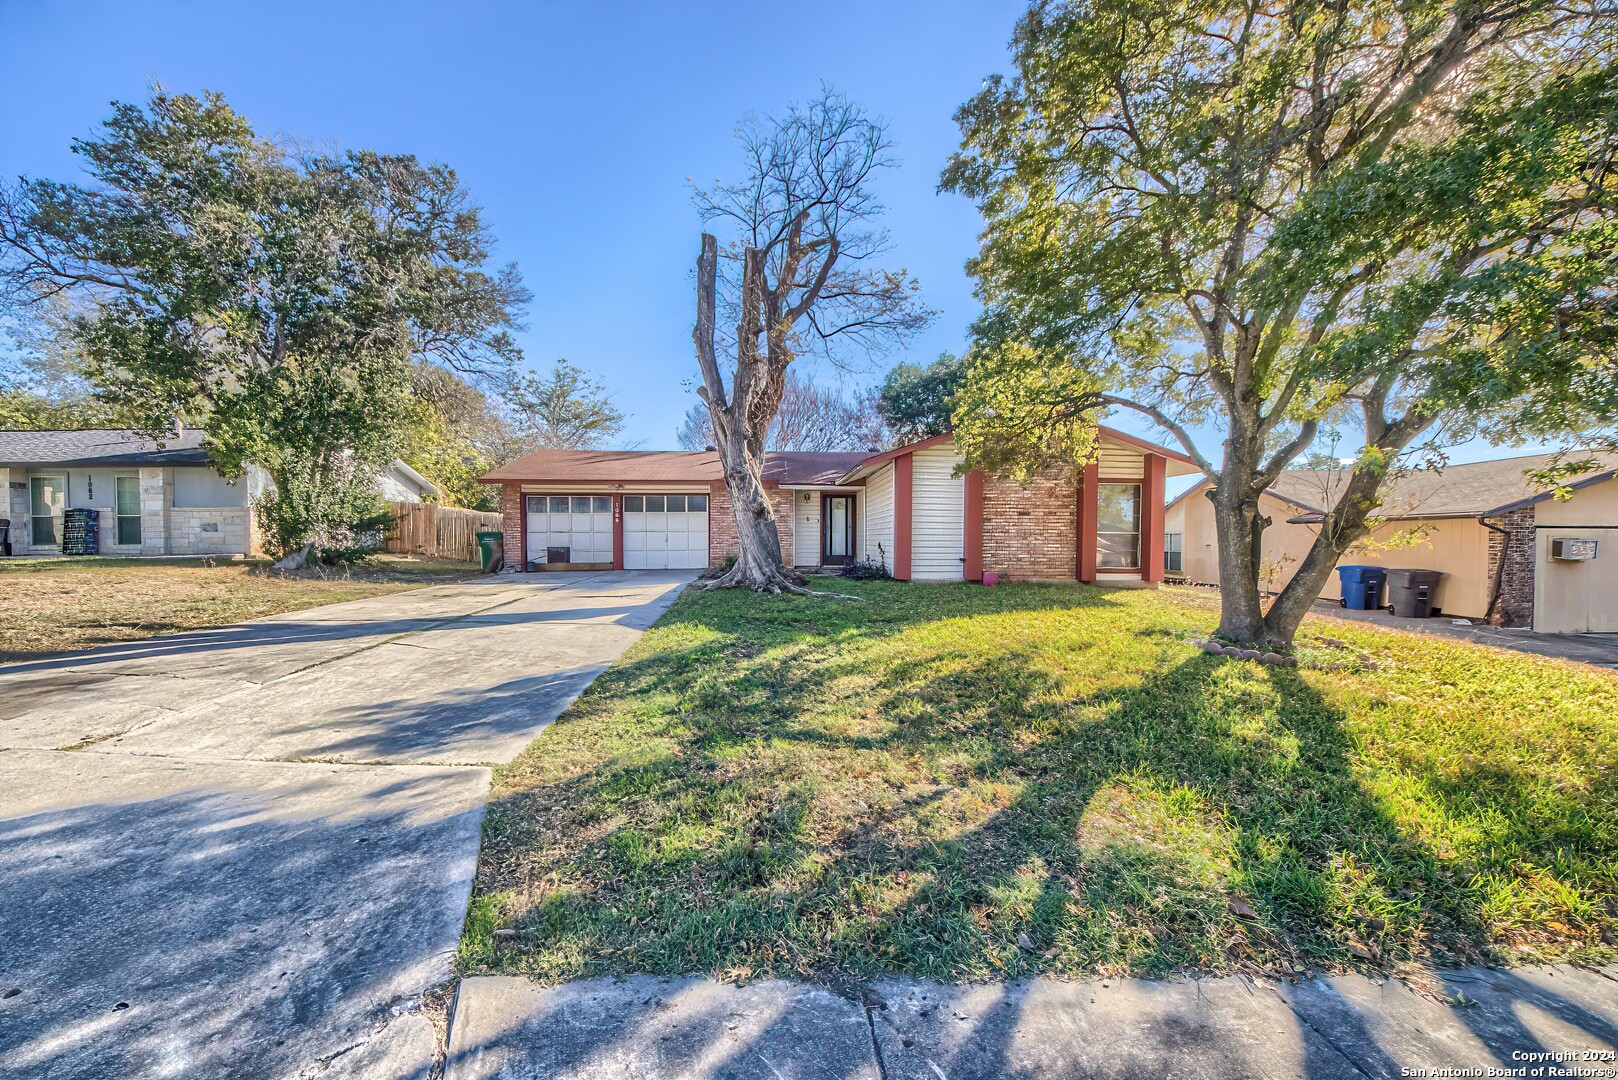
[[1479, 513, 1509, 625]]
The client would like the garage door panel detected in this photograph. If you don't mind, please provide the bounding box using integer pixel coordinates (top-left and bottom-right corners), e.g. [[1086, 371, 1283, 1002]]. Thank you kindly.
[[623, 496, 709, 570], [526, 495, 615, 568]]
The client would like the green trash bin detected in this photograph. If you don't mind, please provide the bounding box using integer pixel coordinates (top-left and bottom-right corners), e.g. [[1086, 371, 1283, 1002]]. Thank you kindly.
[[475, 529, 505, 573]]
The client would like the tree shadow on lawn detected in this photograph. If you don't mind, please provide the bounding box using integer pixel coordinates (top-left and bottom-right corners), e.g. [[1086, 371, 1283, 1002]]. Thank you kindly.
[[467, 585, 1615, 993]]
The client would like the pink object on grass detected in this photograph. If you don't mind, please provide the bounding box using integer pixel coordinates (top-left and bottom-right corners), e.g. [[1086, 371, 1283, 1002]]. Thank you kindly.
[[982, 572, 1000, 586]]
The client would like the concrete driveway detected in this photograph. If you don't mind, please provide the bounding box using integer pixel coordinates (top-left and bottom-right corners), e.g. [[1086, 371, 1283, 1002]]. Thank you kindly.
[[0, 570, 694, 1079]]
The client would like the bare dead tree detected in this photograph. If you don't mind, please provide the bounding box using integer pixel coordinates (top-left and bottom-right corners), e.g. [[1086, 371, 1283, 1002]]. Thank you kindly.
[[677, 368, 887, 453], [691, 89, 931, 594]]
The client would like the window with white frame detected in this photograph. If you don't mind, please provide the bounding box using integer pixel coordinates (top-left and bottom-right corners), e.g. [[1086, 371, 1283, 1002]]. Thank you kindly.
[[1164, 532, 1183, 574], [115, 475, 143, 546]]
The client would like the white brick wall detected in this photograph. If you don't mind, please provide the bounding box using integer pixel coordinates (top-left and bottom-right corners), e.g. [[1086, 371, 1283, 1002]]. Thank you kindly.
[[1, 468, 26, 554], [167, 508, 251, 555]]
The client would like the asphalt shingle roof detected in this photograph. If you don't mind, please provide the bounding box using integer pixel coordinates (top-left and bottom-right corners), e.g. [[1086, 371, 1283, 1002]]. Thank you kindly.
[[1232, 451, 1618, 520], [480, 448, 872, 487], [0, 428, 213, 468]]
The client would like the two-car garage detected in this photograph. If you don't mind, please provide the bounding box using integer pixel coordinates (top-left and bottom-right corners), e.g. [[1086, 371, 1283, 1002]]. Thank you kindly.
[[523, 492, 709, 571]]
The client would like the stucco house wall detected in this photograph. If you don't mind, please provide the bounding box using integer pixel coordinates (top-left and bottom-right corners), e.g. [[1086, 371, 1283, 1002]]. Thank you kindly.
[[1167, 485, 1492, 617], [1167, 463, 1618, 628], [1531, 475, 1618, 633]]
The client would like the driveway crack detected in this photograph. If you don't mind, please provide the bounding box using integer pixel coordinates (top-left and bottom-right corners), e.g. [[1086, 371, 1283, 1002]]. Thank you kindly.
[[861, 991, 889, 1080], [1262, 982, 1377, 1080]]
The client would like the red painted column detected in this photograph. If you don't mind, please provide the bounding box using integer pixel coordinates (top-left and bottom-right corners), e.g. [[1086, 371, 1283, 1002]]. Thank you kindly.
[[612, 493, 625, 570], [893, 453, 913, 581], [1076, 462, 1099, 583], [1142, 454, 1166, 582], [963, 468, 984, 582]]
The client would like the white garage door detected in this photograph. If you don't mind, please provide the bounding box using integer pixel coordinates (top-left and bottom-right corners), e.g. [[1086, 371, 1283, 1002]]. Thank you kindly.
[[624, 493, 708, 569], [525, 495, 614, 568]]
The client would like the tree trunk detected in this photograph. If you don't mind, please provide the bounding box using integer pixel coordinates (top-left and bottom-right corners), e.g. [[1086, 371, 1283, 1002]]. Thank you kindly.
[[690, 232, 851, 597], [705, 432, 800, 593], [1260, 465, 1390, 646], [1210, 483, 1270, 644]]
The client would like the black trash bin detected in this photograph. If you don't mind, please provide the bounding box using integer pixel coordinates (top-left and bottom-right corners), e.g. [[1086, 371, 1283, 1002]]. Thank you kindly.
[[61, 507, 99, 556], [0, 518, 9, 557], [1385, 568, 1444, 618]]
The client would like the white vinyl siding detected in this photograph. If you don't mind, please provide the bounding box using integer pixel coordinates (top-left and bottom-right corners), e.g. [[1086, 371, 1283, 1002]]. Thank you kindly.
[[910, 445, 965, 580], [863, 464, 895, 569], [1098, 444, 1146, 479], [793, 492, 821, 566]]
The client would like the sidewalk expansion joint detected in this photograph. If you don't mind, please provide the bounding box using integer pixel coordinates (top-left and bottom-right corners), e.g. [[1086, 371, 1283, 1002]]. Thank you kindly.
[[1264, 984, 1377, 1080], [861, 997, 889, 1080]]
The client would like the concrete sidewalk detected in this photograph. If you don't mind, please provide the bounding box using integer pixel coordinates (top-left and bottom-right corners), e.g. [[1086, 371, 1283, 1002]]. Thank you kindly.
[[1316, 603, 1618, 669], [0, 570, 695, 1079], [443, 965, 1618, 1079]]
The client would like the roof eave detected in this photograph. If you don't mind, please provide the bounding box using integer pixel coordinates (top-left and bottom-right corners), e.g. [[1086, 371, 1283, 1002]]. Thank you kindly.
[[1479, 467, 1618, 517]]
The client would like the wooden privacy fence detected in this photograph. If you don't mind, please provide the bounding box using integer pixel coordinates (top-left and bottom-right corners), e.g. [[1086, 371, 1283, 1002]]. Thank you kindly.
[[384, 501, 503, 562]]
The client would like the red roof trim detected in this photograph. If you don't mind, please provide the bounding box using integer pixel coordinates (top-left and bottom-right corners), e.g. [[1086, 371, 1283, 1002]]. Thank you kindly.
[[840, 426, 1195, 485], [1096, 425, 1197, 467], [844, 432, 955, 473]]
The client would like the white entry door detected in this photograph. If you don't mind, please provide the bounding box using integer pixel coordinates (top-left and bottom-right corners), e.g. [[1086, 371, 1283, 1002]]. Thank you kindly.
[[623, 494, 708, 569]]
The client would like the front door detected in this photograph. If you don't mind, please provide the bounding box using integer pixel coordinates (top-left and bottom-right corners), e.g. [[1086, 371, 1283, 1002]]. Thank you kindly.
[[822, 494, 855, 566], [30, 473, 67, 548]]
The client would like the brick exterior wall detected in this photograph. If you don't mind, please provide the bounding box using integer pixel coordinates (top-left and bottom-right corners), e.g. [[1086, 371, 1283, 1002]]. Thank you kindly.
[[500, 482, 524, 570], [1485, 505, 1536, 627], [982, 467, 1078, 581], [708, 483, 794, 566]]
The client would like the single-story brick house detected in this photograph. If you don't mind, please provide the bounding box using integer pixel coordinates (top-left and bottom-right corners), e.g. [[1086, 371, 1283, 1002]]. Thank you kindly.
[[479, 428, 1199, 583], [0, 429, 437, 558], [1164, 451, 1618, 633]]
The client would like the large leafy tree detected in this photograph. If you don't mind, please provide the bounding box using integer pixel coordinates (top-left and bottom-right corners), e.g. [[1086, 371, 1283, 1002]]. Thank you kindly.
[[403, 360, 625, 510], [0, 90, 527, 553], [692, 88, 932, 594], [944, 0, 1618, 647], [504, 359, 624, 451], [876, 352, 965, 444]]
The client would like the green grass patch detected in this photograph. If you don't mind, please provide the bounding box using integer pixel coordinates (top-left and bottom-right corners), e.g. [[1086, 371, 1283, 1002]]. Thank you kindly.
[[465, 580, 1618, 985]]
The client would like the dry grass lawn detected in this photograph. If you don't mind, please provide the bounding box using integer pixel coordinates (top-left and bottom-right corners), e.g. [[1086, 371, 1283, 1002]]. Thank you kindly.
[[0, 555, 474, 661], [463, 580, 1618, 987]]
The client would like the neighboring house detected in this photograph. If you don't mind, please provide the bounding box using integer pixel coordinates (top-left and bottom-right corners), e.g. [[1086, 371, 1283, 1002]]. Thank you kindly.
[[1164, 451, 1618, 633], [1, 429, 255, 557], [377, 459, 438, 504], [479, 428, 1199, 584], [0, 428, 439, 558]]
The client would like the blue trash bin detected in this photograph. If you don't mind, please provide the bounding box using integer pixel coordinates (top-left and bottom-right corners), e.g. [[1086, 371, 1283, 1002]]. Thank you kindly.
[[1337, 565, 1388, 610]]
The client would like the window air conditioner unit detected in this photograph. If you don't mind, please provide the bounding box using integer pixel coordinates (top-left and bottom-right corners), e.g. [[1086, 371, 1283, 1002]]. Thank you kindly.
[[1550, 537, 1598, 561]]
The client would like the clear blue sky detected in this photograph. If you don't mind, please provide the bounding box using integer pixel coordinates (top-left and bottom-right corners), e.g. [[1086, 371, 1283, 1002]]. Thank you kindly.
[[1, 1, 1020, 447], [0, 0, 1548, 483]]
